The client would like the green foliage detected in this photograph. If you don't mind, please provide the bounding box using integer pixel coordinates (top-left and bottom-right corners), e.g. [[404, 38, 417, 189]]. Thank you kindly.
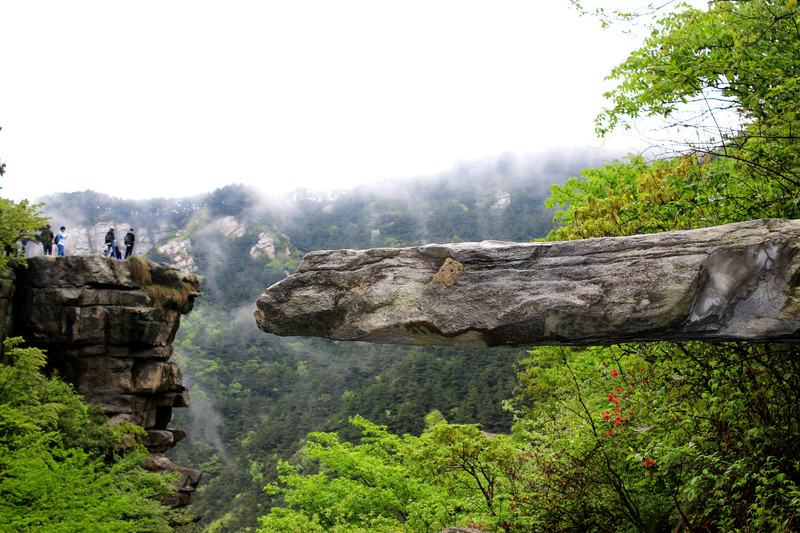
[[258, 417, 526, 533], [0, 197, 49, 271], [512, 342, 800, 532], [598, 0, 800, 219], [255, 341, 800, 532], [531, 32, 800, 524], [544, 154, 766, 241], [189, 224, 301, 310], [0, 338, 177, 532], [207, 184, 254, 217]]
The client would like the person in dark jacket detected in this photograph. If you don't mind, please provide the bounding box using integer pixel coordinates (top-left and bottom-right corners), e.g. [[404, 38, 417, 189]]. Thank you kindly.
[[41, 225, 54, 256], [104, 227, 116, 257], [124, 228, 135, 258]]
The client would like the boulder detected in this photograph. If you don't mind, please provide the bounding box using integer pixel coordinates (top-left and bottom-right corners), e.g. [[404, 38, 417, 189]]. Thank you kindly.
[[143, 453, 202, 506], [256, 219, 800, 347]]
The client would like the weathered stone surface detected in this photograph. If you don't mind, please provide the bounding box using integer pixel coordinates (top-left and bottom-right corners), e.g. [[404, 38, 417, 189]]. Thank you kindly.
[[9, 255, 201, 505], [256, 219, 800, 347], [16, 256, 198, 348], [143, 429, 176, 453], [143, 453, 202, 506]]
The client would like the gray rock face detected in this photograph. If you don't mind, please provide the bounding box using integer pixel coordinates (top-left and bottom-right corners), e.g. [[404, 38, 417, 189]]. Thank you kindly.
[[11, 255, 202, 505], [255, 219, 800, 347]]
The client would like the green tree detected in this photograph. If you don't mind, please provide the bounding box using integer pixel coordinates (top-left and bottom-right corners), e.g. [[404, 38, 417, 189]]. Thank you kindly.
[[258, 416, 530, 533], [0, 149, 49, 270], [0, 197, 49, 270], [597, 0, 800, 220]]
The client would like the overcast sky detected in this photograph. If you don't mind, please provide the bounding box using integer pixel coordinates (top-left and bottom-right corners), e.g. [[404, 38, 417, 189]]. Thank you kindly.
[[0, 1, 697, 202]]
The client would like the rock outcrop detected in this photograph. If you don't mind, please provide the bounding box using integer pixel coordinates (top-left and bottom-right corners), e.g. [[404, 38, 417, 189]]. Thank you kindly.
[[256, 219, 800, 347], [11, 255, 201, 506]]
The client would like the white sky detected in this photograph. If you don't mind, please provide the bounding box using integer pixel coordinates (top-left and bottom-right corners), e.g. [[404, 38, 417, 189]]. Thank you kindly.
[[0, 1, 697, 202]]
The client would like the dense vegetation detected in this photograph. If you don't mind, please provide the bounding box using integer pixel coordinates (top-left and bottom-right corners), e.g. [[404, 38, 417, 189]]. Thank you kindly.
[[0, 338, 190, 531], [171, 311, 524, 531]]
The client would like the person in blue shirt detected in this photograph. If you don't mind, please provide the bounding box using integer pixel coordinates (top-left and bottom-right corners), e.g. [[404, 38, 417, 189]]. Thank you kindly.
[[55, 226, 68, 256]]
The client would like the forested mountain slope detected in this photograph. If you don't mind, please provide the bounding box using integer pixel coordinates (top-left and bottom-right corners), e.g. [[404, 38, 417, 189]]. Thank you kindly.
[[37, 151, 604, 531]]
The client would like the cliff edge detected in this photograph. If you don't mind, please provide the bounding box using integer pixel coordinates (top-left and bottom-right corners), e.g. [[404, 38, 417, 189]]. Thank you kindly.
[[7, 255, 202, 507]]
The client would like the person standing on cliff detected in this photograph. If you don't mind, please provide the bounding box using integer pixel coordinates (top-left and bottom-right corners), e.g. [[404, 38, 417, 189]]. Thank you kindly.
[[104, 227, 116, 257], [55, 226, 68, 256], [40, 225, 54, 256], [124, 228, 135, 258]]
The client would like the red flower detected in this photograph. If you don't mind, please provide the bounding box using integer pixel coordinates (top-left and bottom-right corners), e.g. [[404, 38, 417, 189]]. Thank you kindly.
[[612, 369, 619, 377], [615, 387, 622, 392]]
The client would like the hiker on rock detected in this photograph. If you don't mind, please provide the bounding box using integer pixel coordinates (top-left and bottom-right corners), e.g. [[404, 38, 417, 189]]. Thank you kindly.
[[55, 226, 68, 256], [104, 227, 116, 257], [124, 228, 135, 258], [40, 225, 54, 256]]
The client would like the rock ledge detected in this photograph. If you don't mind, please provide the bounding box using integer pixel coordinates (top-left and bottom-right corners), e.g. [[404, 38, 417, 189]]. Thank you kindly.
[[256, 219, 800, 347]]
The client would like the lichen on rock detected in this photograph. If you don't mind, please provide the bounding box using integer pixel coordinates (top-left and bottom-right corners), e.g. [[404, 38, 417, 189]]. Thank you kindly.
[[432, 257, 465, 287]]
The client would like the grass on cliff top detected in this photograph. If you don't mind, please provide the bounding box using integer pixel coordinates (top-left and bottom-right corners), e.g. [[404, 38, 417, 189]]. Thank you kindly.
[[127, 255, 195, 309], [144, 282, 196, 310], [127, 256, 152, 285]]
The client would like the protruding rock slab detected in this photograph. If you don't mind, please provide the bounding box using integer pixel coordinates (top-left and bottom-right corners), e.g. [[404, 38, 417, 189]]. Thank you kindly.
[[255, 219, 800, 347]]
